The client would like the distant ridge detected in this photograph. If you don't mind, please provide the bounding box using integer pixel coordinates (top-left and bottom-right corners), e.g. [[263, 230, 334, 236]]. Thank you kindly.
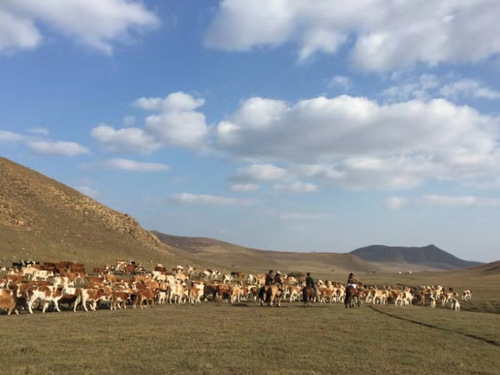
[[350, 244, 482, 270]]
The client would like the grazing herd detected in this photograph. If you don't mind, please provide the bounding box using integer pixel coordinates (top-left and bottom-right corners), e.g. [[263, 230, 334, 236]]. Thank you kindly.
[[0, 259, 472, 315]]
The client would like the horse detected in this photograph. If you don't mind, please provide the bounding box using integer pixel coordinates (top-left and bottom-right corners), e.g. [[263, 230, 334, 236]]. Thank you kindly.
[[258, 284, 283, 307], [344, 284, 361, 308], [302, 286, 316, 307]]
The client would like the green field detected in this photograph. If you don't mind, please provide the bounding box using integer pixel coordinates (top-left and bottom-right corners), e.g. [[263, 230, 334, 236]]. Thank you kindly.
[[1, 299, 499, 375]]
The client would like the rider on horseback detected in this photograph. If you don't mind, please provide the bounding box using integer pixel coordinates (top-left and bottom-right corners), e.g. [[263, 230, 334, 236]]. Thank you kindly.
[[265, 270, 274, 303], [346, 272, 360, 298], [274, 271, 284, 293], [305, 272, 317, 298]]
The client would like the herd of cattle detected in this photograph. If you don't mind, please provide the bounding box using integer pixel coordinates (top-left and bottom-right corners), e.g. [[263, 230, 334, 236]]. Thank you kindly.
[[0, 259, 472, 315]]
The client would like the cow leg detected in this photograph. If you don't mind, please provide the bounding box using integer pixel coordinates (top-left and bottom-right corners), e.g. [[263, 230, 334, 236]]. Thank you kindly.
[[27, 297, 36, 314]]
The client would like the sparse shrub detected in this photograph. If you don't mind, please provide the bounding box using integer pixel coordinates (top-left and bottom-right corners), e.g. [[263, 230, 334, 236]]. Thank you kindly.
[[288, 271, 304, 278]]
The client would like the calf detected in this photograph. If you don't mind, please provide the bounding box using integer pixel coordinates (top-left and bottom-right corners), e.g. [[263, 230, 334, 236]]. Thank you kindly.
[[0, 289, 19, 315], [462, 290, 472, 301], [74, 287, 105, 312], [134, 288, 157, 309], [26, 285, 63, 314], [450, 298, 461, 311]]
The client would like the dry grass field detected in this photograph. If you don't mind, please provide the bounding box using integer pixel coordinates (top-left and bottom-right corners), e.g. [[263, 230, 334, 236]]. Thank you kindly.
[[1, 267, 499, 375]]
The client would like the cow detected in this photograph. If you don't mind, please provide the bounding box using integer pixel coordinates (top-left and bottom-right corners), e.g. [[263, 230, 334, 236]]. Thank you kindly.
[[0, 289, 19, 315], [26, 285, 63, 314], [230, 285, 243, 303], [74, 287, 105, 312], [110, 290, 132, 310], [450, 298, 461, 311], [134, 288, 157, 309], [462, 290, 472, 301]]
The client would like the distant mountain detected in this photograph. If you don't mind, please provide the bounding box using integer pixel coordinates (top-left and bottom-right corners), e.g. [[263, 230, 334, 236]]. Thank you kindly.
[[350, 244, 483, 270], [0, 157, 178, 267], [153, 232, 382, 276]]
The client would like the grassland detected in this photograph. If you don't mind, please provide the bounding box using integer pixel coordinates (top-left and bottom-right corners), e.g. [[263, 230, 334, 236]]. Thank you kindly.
[[1, 291, 499, 375]]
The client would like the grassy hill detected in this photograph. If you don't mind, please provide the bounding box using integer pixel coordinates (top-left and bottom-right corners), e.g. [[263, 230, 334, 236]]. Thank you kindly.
[[154, 232, 393, 277], [350, 244, 483, 270], [0, 156, 183, 268]]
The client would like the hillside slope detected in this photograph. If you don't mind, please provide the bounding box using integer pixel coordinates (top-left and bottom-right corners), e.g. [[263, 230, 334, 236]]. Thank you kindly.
[[350, 244, 482, 270], [0, 157, 177, 268]]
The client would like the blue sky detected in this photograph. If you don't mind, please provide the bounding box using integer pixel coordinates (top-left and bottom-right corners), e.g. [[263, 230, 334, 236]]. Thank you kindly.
[[1, 0, 500, 262]]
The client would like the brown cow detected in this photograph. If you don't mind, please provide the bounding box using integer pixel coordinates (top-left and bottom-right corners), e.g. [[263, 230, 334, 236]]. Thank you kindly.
[[0, 289, 18, 315], [134, 288, 157, 309]]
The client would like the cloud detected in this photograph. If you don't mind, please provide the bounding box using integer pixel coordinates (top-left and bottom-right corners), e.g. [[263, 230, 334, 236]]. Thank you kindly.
[[28, 127, 50, 135], [234, 163, 289, 182], [103, 158, 169, 172], [27, 140, 89, 156], [0, 0, 159, 54], [169, 193, 250, 206], [134, 92, 205, 112], [92, 93, 209, 152], [90, 123, 159, 154], [0, 130, 23, 142], [327, 75, 352, 91], [0, 8, 40, 52], [422, 194, 500, 208], [204, 0, 500, 71], [230, 183, 259, 192], [440, 79, 500, 100], [216, 95, 500, 189], [382, 75, 500, 103], [385, 196, 407, 210], [144, 111, 209, 149], [273, 181, 318, 193]]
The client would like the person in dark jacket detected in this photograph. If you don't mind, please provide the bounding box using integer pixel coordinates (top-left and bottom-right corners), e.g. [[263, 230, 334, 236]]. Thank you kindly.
[[347, 273, 360, 288], [265, 270, 274, 286], [305, 272, 317, 297], [274, 271, 283, 292]]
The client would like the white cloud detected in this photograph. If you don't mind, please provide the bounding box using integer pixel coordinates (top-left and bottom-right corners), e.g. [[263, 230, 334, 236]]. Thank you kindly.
[[169, 193, 250, 206], [235, 164, 289, 182], [440, 79, 500, 100], [103, 158, 169, 172], [382, 74, 439, 102], [327, 75, 352, 91], [91, 123, 159, 154], [134, 92, 205, 113], [382, 75, 500, 103], [422, 195, 500, 208], [273, 181, 317, 193], [0, 0, 159, 54], [230, 183, 259, 192], [385, 196, 407, 210], [204, 0, 500, 71], [27, 140, 89, 156], [216, 95, 500, 189], [0, 130, 23, 142], [0, 8, 40, 52], [93, 93, 209, 152], [28, 127, 50, 136], [144, 111, 208, 149]]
